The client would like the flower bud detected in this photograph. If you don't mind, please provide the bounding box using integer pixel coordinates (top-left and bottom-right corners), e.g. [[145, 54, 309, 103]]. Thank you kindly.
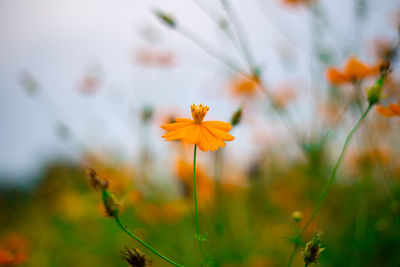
[[292, 211, 302, 223], [367, 61, 391, 105], [155, 11, 176, 28], [231, 106, 243, 127]]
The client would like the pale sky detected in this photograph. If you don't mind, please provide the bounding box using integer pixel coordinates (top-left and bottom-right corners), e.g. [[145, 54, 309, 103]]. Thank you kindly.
[[0, 0, 398, 182]]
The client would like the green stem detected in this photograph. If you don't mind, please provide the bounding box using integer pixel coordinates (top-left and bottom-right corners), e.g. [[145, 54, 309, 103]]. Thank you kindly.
[[287, 103, 372, 267], [193, 144, 207, 263], [115, 215, 184, 267]]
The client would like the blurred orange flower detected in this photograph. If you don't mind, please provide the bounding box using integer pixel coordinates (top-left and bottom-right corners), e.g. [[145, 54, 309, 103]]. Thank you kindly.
[[136, 48, 177, 67], [161, 104, 234, 152], [282, 0, 314, 6], [176, 159, 214, 203], [326, 57, 379, 85], [0, 233, 28, 266], [230, 75, 260, 97], [376, 101, 400, 117]]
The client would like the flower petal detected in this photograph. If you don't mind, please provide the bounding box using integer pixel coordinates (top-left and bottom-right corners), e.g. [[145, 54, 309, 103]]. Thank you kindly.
[[183, 124, 201, 144], [205, 125, 235, 141], [175, 118, 193, 123], [202, 121, 232, 132], [198, 126, 224, 152], [389, 103, 400, 115], [375, 105, 395, 117], [161, 121, 192, 131]]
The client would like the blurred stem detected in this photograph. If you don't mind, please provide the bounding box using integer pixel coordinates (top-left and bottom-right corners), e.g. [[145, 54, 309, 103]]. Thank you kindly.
[[219, 0, 254, 71], [166, 17, 305, 158], [193, 144, 207, 263], [192, 0, 244, 59], [287, 103, 373, 267], [115, 215, 184, 267], [177, 26, 250, 77]]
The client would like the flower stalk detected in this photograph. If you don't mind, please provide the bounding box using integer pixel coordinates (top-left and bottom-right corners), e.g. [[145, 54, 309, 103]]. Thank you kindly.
[[287, 103, 372, 267], [193, 144, 208, 264]]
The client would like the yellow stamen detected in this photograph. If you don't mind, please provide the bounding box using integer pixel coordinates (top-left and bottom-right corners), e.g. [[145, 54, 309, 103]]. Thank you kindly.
[[191, 104, 209, 124]]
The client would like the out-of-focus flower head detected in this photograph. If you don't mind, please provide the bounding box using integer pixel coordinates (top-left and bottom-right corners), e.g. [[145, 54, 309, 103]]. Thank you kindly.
[[121, 247, 152, 267], [136, 48, 178, 68], [137, 200, 188, 224], [229, 75, 260, 97], [326, 57, 380, 86], [302, 231, 325, 265], [281, 0, 316, 7], [376, 101, 400, 117], [78, 64, 102, 95], [161, 104, 234, 152], [175, 159, 214, 205], [347, 145, 392, 175], [0, 233, 29, 266], [272, 84, 297, 110]]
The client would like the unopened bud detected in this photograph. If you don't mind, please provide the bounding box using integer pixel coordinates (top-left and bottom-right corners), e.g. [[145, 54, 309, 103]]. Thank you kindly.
[[155, 11, 176, 28], [231, 106, 243, 126], [367, 62, 391, 105], [292, 211, 302, 223]]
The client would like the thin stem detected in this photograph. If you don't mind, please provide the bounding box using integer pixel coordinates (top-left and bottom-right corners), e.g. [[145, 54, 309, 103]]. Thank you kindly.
[[193, 144, 207, 263], [115, 215, 184, 267], [301, 103, 372, 234], [177, 27, 250, 78], [193, 144, 200, 239], [287, 245, 298, 267], [219, 0, 254, 70], [192, 0, 243, 57], [287, 103, 373, 267]]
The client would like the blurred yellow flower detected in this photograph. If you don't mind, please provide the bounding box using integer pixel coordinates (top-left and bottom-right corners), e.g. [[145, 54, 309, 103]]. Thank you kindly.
[[161, 104, 234, 152]]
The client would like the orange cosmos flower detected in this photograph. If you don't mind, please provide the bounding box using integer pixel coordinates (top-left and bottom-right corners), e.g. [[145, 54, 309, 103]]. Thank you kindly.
[[326, 57, 379, 86], [161, 104, 234, 152], [375, 101, 400, 117]]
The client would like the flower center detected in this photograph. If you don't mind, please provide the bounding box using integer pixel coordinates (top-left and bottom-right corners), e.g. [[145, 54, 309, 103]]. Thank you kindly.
[[191, 104, 209, 124]]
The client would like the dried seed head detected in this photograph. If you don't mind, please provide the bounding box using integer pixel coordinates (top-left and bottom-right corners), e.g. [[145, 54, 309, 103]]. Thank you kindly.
[[121, 247, 152, 267], [86, 169, 109, 192], [302, 231, 325, 265], [102, 190, 120, 217]]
